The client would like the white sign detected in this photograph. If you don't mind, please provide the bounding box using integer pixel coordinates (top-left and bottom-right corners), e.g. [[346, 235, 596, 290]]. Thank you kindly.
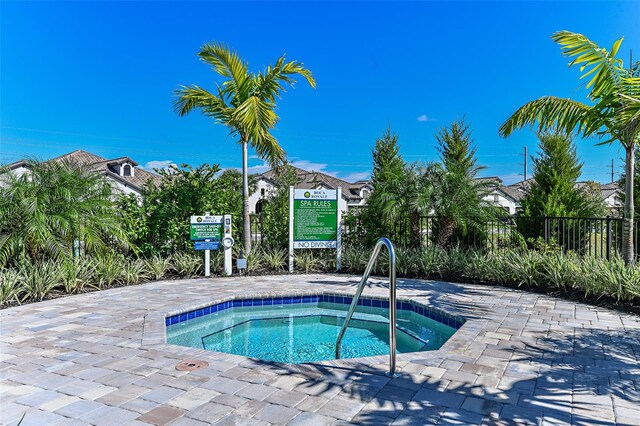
[[190, 215, 223, 224]]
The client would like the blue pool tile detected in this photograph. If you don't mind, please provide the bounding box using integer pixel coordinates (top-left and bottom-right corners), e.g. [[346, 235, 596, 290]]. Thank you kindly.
[[371, 299, 381, 308], [179, 313, 187, 322], [165, 318, 170, 326], [188, 311, 195, 320], [204, 306, 211, 315], [282, 297, 292, 305], [380, 300, 389, 309], [170, 316, 179, 325], [195, 309, 203, 318], [242, 299, 252, 307], [344, 297, 353, 305], [363, 298, 372, 307], [263, 298, 273, 306]]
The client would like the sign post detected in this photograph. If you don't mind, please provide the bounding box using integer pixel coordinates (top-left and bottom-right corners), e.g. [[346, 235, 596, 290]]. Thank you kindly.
[[190, 214, 233, 276], [289, 187, 341, 272]]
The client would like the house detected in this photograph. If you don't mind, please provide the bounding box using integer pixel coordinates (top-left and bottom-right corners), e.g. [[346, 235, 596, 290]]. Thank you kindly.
[[249, 167, 372, 214], [504, 178, 622, 215], [476, 177, 522, 215], [4, 150, 162, 197]]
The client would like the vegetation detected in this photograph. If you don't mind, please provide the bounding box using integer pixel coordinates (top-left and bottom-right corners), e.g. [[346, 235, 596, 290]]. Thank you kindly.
[[500, 31, 640, 264], [174, 42, 315, 255], [430, 119, 498, 248], [118, 163, 244, 256], [2, 246, 637, 309], [617, 148, 640, 218], [0, 160, 130, 267], [258, 163, 299, 249], [520, 132, 606, 218]]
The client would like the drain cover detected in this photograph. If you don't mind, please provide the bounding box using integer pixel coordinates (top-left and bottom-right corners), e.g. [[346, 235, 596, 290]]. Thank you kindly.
[[175, 360, 209, 371]]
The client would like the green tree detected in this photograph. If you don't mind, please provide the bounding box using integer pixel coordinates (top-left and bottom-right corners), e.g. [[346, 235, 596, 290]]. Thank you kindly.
[[118, 164, 244, 256], [0, 159, 130, 266], [520, 132, 605, 217], [500, 31, 640, 264], [431, 119, 495, 248], [363, 128, 409, 244], [174, 42, 315, 255], [259, 164, 300, 249], [517, 132, 606, 252]]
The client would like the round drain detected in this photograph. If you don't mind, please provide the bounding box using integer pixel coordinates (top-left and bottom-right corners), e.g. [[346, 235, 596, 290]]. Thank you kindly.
[[175, 359, 209, 371]]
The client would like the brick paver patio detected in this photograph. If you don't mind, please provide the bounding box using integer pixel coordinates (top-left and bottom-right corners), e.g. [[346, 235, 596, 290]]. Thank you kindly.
[[1, 274, 639, 425]]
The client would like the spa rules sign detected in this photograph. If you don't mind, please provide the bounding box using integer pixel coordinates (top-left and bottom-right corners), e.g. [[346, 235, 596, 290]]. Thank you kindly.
[[289, 188, 342, 271]]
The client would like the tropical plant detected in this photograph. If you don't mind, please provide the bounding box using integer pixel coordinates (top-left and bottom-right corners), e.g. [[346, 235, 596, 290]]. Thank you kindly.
[[121, 258, 149, 285], [294, 251, 322, 273], [430, 119, 498, 248], [0, 269, 23, 306], [144, 255, 172, 281], [62, 258, 96, 294], [94, 253, 125, 288], [171, 252, 202, 278], [500, 31, 640, 264], [174, 42, 316, 255], [261, 246, 288, 271], [617, 148, 640, 218], [0, 160, 131, 267], [20, 260, 63, 302]]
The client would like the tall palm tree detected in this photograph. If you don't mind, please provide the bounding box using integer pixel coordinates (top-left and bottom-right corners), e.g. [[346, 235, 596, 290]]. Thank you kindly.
[[174, 43, 315, 255], [500, 31, 640, 264]]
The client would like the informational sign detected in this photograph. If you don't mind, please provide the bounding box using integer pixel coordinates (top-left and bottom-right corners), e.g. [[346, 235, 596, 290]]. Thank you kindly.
[[293, 189, 338, 248], [190, 215, 223, 241], [289, 187, 342, 272], [190, 214, 233, 276], [194, 241, 220, 251]]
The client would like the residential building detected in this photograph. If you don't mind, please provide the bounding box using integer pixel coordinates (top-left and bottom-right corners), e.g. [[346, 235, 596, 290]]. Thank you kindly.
[[249, 167, 372, 214], [4, 150, 161, 197]]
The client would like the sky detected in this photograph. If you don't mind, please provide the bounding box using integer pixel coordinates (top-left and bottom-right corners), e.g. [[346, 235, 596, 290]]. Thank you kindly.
[[1, 1, 638, 185]]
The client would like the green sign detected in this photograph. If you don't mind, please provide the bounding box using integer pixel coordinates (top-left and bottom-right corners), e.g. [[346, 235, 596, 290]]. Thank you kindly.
[[190, 215, 223, 241], [190, 224, 222, 241], [293, 189, 338, 248]]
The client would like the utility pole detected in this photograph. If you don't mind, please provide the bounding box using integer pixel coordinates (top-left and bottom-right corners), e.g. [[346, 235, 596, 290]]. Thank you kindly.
[[611, 159, 615, 183], [523, 146, 528, 181]]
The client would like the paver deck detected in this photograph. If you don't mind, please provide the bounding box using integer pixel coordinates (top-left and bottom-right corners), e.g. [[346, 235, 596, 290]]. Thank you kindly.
[[1, 274, 639, 425]]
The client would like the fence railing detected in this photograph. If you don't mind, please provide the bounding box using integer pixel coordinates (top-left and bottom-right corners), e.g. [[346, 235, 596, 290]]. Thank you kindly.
[[383, 215, 639, 260], [250, 213, 639, 260]]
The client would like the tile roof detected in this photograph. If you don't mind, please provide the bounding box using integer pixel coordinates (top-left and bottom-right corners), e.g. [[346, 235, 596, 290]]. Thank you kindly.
[[8, 149, 161, 193], [258, 166, 371, 202]]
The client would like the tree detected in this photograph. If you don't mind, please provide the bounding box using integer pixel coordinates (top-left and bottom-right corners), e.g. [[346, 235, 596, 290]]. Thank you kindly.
[[617, 148, 640, 218], [521, 132, 606, 217], [259, 163, 300, 249], [500, 31, 640, 264], [118, 164, 245, 256], [0, 160, 130, 267], [174, 43, 315, 255], [517, 132, 606, 251], [430, 119, 495, 248]]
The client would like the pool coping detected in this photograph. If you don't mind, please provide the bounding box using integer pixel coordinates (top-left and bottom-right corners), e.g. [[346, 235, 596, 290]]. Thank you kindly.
[[142, 289, 487, 372]]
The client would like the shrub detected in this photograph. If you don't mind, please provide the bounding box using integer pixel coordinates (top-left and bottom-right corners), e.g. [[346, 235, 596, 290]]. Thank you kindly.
[[262, 247, 287, 271], [62, 258, 96, 294], [0, 269, 23, 306], [94, 253, 125, 288], [20, 260, 63, 302], [122, 258, 149, 285], [144, 255, 172, 281], [171, 252, 202, 278]]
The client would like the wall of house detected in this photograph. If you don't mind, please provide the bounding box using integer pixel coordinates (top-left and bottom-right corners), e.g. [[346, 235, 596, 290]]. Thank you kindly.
[[483, 191, 518, 215]]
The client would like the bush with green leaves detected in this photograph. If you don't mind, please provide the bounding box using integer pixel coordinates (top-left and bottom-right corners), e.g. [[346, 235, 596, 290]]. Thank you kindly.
[[171, 252, 202, 278], [144, 255, 172, 281], [0, 269, 23, 306]]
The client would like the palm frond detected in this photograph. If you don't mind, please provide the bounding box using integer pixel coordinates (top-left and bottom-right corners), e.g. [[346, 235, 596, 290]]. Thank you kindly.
[[198, 42, 248, 90], [499, 96, 597, 137], [552, 31, 624, 99]]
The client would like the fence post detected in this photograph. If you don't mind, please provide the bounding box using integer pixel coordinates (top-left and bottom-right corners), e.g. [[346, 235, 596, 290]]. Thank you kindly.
[[543, 215, 549, 243], [606, 215, 612, 261]]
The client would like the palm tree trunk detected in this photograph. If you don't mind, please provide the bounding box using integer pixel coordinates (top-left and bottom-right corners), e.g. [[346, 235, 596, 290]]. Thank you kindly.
[[622, 143, 635, 265], [242, 140, 252, 256]]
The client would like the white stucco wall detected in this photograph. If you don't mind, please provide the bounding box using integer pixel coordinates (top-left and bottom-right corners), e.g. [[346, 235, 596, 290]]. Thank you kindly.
[[483, 191, 518, 215]]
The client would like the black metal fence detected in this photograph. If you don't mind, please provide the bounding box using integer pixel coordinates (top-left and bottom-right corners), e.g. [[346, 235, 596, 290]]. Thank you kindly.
[[384, 215, 639, 260], [249, 213, 639, 260]]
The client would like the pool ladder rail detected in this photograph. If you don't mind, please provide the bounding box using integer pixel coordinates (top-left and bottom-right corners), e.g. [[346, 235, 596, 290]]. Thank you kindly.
[[335, 237, 400, 378]]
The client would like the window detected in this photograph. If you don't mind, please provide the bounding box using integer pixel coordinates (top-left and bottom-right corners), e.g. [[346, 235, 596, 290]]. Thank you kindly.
[[123, 164, 132, 177], [260, 188, 265, 196], [493, 194, 499, 202]]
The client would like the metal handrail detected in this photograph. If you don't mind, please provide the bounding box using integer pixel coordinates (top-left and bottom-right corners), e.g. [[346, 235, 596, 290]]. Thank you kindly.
[[335, 237, 399, 378]]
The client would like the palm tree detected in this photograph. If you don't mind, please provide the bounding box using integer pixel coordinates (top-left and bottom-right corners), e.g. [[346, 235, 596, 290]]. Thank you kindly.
[[0, 159, 131, 267], [500, 31, 640, 264], [174, 43, 315, 255]]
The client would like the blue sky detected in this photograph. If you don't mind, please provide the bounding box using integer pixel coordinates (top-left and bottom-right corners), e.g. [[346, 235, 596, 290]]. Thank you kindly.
[[1, 1, 638, 184]]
